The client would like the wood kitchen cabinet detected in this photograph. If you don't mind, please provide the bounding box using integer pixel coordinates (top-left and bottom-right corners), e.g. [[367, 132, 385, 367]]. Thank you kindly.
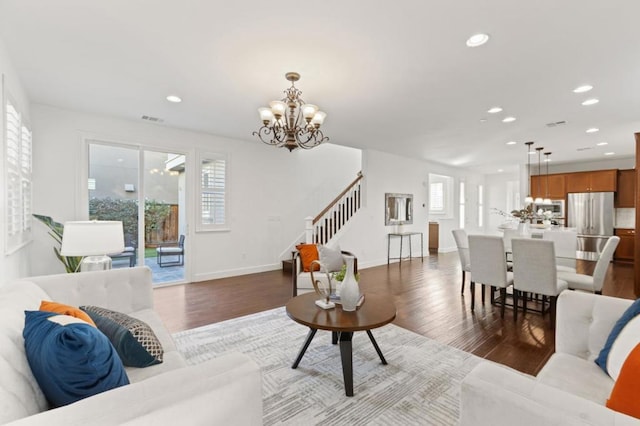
[[566, 170, 617, 193], [530, 173, 566, 199], [614, 228, 635, 262], [615, 169, 636, 208]]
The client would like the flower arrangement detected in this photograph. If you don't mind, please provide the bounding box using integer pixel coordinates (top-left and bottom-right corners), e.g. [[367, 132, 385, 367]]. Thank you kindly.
[[510, 205, 537, 223], [331, 264, 360, 282]]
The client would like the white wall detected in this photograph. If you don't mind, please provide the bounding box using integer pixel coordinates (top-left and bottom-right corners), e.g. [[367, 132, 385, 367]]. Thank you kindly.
[[30, 104, 361, 281], [337, 149, 484, 267], [485, 172, 519, 234], [0, 38, 31, 284]]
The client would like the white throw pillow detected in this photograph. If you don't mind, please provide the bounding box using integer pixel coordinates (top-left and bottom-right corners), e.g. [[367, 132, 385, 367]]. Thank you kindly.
[[318, 244, 344, 272], [607, 315, 640, 381]]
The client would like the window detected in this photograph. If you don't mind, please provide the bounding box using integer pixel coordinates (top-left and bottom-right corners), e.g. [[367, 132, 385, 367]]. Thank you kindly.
[[198, 152, 228, 231], [429, 174, 454, 217], [4, 98, 32, 253], [459, 181, 465, 229], [429, 182, 444, 212], [478, 184, 484, 227]]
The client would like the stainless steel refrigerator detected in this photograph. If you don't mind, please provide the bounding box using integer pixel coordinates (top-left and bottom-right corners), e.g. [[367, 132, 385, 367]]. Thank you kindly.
[[567, 192, 614, 260]]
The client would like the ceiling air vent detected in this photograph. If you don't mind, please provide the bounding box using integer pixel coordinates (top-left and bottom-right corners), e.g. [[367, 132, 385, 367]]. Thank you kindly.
[[141, 115, 164, 123], [546, 120, 567, 128], [576, 146, 594, 152]]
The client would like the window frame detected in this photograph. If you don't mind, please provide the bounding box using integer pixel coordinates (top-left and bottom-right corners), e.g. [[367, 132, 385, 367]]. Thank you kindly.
[[196, 151, 229, 232], [429, 174, 454, 218]]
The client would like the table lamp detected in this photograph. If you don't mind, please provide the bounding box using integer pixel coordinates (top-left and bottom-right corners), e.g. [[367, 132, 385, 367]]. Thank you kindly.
[[60, 221, 125, 272]]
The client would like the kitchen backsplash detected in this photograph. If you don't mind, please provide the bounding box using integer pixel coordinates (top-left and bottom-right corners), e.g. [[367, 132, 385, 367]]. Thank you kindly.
[[615, 208, 635, 228]]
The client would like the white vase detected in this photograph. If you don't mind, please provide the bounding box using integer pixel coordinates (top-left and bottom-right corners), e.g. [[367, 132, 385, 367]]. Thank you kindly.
[[339, 256, 360, 312], [517, 221, 530, 235]]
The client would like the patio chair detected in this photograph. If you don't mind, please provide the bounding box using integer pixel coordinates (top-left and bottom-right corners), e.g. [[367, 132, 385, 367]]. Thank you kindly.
[[156, 235, 185, 267]]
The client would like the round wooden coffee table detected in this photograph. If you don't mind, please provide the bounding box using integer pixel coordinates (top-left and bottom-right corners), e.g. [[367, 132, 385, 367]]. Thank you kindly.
[[286, 292, 396, 396]]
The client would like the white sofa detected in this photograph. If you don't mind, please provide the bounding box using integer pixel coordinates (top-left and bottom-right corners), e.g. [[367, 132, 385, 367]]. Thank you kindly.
[[0, 266, 263, 425], [460, 290, 639, 425]]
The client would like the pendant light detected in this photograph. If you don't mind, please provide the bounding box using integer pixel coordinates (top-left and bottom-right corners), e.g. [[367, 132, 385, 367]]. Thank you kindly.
[[543, 152, 552, 204], [524, 142, 534, 203], [533, 147, 544, 204]]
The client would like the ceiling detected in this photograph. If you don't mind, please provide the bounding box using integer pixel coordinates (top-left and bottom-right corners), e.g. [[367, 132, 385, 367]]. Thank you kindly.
[[1, 0, 639, 174]]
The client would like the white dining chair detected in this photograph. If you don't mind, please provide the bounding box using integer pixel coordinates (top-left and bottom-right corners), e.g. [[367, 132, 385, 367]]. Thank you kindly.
[[557, 236, 620, 294], [511, 238, 568, 326], [468, 235, 513, 317], [542, 229, 577, 273], [452, 229, 471, 294]]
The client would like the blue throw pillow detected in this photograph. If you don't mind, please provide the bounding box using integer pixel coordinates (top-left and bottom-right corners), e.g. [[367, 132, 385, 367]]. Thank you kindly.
[[23, 310, 129, 407], [80, 306, 163, 368], [596, 298, 640, 374]]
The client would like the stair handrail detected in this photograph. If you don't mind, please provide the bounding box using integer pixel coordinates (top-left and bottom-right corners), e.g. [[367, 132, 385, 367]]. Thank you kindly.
[[313, 171, 363, 224]]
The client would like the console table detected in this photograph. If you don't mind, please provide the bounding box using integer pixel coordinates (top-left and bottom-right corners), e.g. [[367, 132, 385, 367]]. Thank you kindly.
[[387, 232, 424, 265]]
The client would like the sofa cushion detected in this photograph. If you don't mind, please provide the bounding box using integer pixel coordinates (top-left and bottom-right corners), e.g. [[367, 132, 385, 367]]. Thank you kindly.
[[39, 300, 96, 326], [596, 298, 640, 374], [606, 315, 640, 381], [23, 310, 129, 407], [81, 305, 164, 368], [537, 352, 614, 404], [0, 282, 51, 424], [318, 244, 344, 272], [606, 343, 640, 419], [296, 243, 320, 272]]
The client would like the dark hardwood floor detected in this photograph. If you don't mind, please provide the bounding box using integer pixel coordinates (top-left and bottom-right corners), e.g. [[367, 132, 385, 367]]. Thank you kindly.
[[153, 252, 635, 376]]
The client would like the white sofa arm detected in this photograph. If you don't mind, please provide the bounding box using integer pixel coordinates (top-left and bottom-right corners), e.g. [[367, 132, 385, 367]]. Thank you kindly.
[[6, 353, 263, 426], [460, 362, 637, 426], [21, 267, 154, 315], [555, 291, 633, 361]]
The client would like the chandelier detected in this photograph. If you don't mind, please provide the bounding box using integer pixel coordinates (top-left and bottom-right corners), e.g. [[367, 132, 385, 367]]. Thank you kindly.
[[253, 72, 328, 152]]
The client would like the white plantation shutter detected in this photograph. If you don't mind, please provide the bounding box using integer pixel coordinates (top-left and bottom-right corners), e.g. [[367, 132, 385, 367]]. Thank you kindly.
[[198, 153, 228, 230], [4, 98, 32, 252], [430, 182, 444, 212]]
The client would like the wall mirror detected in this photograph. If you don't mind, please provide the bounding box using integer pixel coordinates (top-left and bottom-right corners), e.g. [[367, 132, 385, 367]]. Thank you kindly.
[[385, 193, 413, 225]]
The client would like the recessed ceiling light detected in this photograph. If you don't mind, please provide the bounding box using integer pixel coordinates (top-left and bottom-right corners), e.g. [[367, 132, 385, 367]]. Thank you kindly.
[[506, 141, 517, 145], [502, 117, 516, 123], [497, 169, 504, 172], [586, 128, 599, 133], [604, 152, 615, 156], [581, 98, 599, 106], [573, 85, 593, 93], [488, 107, 502, 114], [596, 142, 608, 146], [166, 95, 182, 103], [466, 33, 490, 47]]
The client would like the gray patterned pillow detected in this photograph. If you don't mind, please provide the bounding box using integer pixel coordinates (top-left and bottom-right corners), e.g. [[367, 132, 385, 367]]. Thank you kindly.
[[80, 306, 163, 368]]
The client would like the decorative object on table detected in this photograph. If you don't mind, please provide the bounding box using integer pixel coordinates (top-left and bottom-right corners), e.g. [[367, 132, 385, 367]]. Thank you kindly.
[[309, 260, 335, 309], [511, 204, 537, 222], [524, 141, 535, 203], [32, 214, 83, 273], [491, 208, 518, 229], [252, 72, 328, 152], [534, 146, 545, 204], [539, 209, 553, 227], [60, 220, 125, 272], [331, 261, 361, 296], [338, 255, 360, 311]]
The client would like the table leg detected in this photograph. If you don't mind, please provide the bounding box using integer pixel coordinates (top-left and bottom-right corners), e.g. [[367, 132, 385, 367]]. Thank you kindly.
[[292, 328, 317, 369], [366, 330, 387, 365], [420, 232, 424, 262], [387, 235, 391, 265], [399, 236, 404, 265], [339, 331, 354, 397], [409, 235, 412, 260], [332, 331, 338, 344]]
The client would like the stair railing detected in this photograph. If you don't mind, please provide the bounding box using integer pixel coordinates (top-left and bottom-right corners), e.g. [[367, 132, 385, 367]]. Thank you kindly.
[[305, 172, 363, 245]]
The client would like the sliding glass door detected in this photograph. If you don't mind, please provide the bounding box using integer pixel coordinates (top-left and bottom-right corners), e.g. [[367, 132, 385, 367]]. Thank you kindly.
[[87, 142, 187, 285]]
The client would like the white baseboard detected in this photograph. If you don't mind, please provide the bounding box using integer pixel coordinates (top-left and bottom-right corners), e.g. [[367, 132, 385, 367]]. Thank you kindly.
[[438, 246, 457, 254], [192, 263, 281, 282]]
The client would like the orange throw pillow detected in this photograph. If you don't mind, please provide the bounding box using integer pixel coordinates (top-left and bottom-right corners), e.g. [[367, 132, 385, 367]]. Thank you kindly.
[[39, 300, 96, 327], [607, 343, 640, 419], [296, 244, 320, 272]]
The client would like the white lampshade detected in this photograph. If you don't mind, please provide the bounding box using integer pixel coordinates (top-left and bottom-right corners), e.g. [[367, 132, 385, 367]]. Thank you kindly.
[[524, 195, 534, 203], [533, 197, 543, 204], [269, 100, 286, 117], [61, 221, 125, 256], [311, 111, 327, 126], [258, 107, 274, 122], [542, 198, 552, 204], [301, 104, 318, 120]]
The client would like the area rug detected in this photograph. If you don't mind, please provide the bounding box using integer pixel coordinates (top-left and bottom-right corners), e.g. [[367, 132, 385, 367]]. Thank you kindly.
[[173, 307, 481, 425]]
